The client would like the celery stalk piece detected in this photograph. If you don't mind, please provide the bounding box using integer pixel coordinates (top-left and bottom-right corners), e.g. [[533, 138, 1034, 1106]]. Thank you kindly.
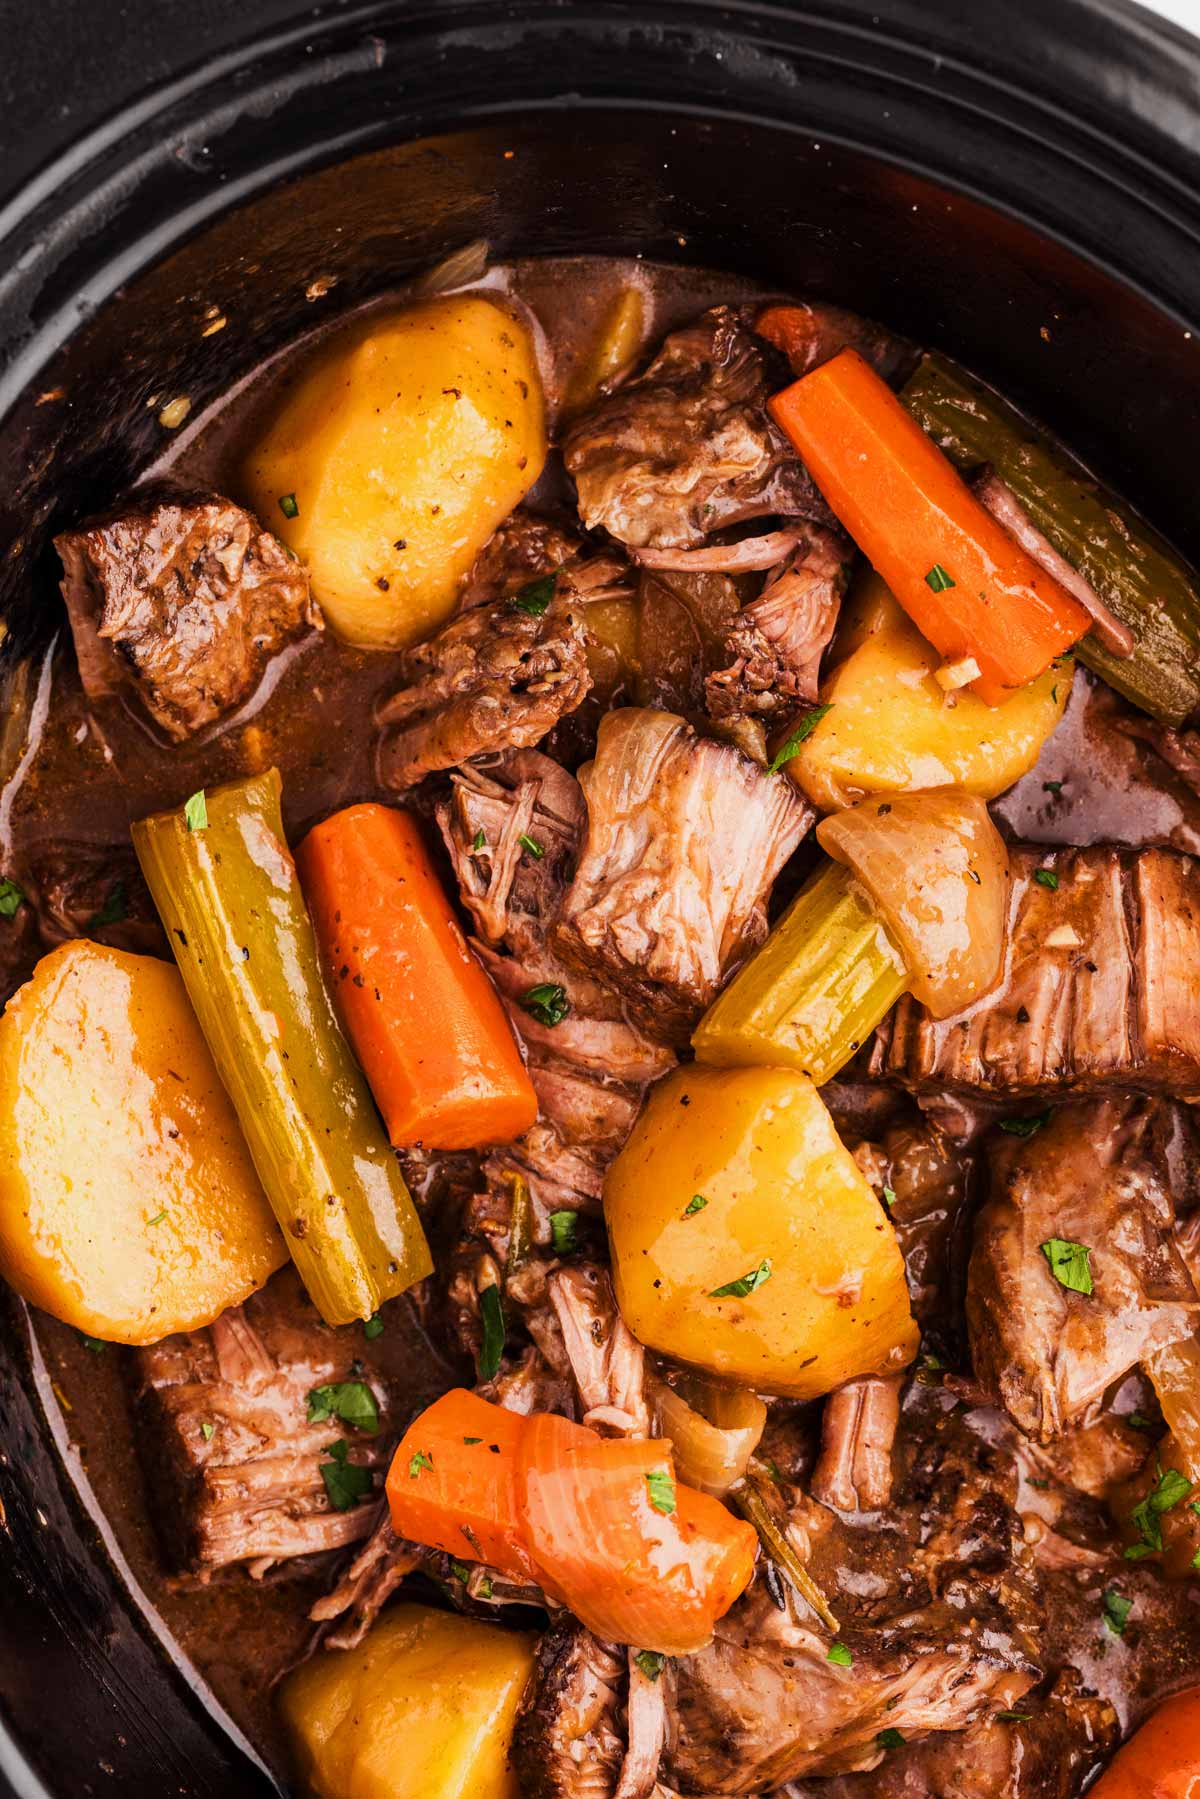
[[902, 352, 1200, 726], [133, 768, 432, 1325], [692, 859, 908, 1086]]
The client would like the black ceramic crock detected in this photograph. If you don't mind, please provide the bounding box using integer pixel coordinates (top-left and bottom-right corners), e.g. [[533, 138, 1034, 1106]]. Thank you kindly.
[[2, 1, 1200, 1792]]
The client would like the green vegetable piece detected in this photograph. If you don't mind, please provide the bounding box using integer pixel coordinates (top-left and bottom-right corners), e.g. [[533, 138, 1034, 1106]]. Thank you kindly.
[[1102, 1588, 1132, 1635], [146, 1210, 166, 1227], [549, 1210, 578, 1256], [710, 1258, 772, 1300], [999, 1112, 1050, 1137], [200, 1421, 214, 1442], [1042, 780, 1063, 796], [518, 833, 545, 859], [362, 1312, 385, 1341], [902, 352, 1200, 726], [1034, 868, 1060, 890], [79, 1334, 107, 1354], [1040, 1237, 1093, 1296], [881, 1186, 897, 1210], [450, 1559, 471, 1582], [996, 1711, 1031, 1723], [509, 573, 557, 615], [278, 493, 300, 519], [684, 1194, 709, 1217], [471, 829, 486, 852], [876, 1729, 906, 1750], [408, 1449, 433, 1479], [634, 1650, 666, 1680], [321, 1439, 374, 1511], [183, 790, 208, 832], [645, 1468, 677, 1515], [88, 882, 127, 929], [132, 769, 431, 1325], [521, 982, 570, 1027], [827, 1642, 853, 1667], [307, 1379, 380, 1434], [478, 1283, 505, 1381], [768, 704, 834, 776], [924, 564, 955, 593], [0, 878, 24, 919]]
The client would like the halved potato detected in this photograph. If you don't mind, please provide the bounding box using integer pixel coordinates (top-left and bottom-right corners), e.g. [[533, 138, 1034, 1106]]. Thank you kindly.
[[243, 294, 547, 649], [0, 941, 285, 1342], [278, 1603, 537, 1799]]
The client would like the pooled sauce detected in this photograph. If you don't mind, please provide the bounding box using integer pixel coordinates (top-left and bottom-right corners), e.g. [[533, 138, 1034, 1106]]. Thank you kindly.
[[8, 252, 1197, 1787]]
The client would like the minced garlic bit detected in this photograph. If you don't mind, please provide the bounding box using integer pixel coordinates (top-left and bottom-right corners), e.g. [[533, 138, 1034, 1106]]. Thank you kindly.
[[934, 655, 982, 693], [158, 396, 192, 429], [201, 314, 228, 337], [1045, 924, 1082, 949], [305, 275, 338, 301]]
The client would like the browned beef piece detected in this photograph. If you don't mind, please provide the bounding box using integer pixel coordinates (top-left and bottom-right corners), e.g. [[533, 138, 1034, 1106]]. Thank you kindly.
[[130, 1267, 448, 1576], [706, 523, 852, 723], [56, 491, 319, 741], [787, 1669, 1117, 1799], [872, 847, 1200, 1100], [667, 1397, 1040, 1791], [967, 1098, 1200, 1442], [853, 1120, 976, 1343], [513, 1624, 628, 1799], [563, 306, 831, 550], [376, 595, 592, 789], [458, 508, 587, 610], [27, 842, 166, 957], [554, 707, 812, 1040]]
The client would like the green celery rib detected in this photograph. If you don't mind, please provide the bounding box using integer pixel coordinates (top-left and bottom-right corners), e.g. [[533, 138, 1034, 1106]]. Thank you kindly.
[[133, 768, 431, 1325], [902, 352, 1200, 727], [692, 859, 908, 1086]]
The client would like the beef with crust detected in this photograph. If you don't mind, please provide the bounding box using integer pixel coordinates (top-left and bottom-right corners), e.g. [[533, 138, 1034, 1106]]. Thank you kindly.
[[130, 1266, 448, 1577], [563, 306, 832, 551], [55, 489, 319, 741], [376, 591, 592, 789], [513, 1623, 628, 1799], [967, 1097, 1200, 1442], [872, 846, 1200, 1100], [706, 522, 852, 724], [554, 707, 812, 1041]]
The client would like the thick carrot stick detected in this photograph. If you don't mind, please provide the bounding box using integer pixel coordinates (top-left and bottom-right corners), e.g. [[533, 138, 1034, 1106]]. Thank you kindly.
[[768, 348, 1091, 703], [1086, 1686, 1200, 1797], [297, 804, 537, 1151], [385, 1388, 533, 1577]]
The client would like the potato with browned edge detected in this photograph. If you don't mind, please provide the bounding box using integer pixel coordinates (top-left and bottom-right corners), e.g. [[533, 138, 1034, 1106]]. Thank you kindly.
[[243, 294, 547, 649], [279, 1603, 537, 1799], [605, 1064, 917, 1398], [0, 940, 286, 1342]]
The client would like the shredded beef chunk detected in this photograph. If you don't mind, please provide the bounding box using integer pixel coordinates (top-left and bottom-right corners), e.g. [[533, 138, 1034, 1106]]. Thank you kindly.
[[564, 306, 830, 550], [56, 491, 319, 741], [26, 842, 166, 958], [554, 707, 811, 1040], [514, 1623, 627, 1799], [873, 846, 1200, 1099], [668, 1397, 1039, 1792], [853, 1120, 977, 1344], [967, 1097, 1200, 1442], [706, 522, 852, 723], [130, 1267, 442, 1576], [376, 592, 592, 789], [458, 507, 588, 610]]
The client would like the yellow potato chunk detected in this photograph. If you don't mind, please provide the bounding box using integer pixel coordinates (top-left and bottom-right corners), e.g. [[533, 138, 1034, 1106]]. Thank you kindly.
[[0, 941, 285, 1342], [278, 1604, 537, 1799], [605, 1065, 917, 1398], [243, 294, 547, 649], [789, 572, 1072, 812]]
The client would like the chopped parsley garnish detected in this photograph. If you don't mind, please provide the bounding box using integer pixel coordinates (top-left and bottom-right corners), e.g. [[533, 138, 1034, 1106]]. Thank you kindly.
[[634, 1650, 667, 1680], [1102, 1588, 1132, 1636], [199, 1420, 214, 1442], [307, 1379, 380, 1434], [1126, 1462, 1192, 1559], [521, 982, 570, 1027], [684, 1194, 709, 1217], [767, 704, 833, 776], [881, 1186, 897, 1210], [1126, 1411, 1154, 1431], [827, 1642, 853, 1666], [463, 1436, 482, 1445], [478, 1283, 506, 1381], [876, 1728, 906, 1749], [645, 1468, 677, 1515], [320, 1439, 373, 1511], [509, 573, 557, 615], [471, 829, 486, 852], [478, 1575, 494, 1599], [1040, 1237, 1093, 1296], [408, 1450, 434, 1479], [996, 1711, 1031, 1723], [517, 833, 545, 859], [0, 878, 25, 919], [362, 1312, 384, 1341], [278, 492, 299, 519], [450, 1559, 471, 1582], [1042, 780, 1063, 796], [710, 1258, 772, 1300], [183, 790, 208, 833], [1034, 868, 1060, 890], [549, 1210, 578, 1256], [88, 882, 127, 928], [924, 564, 955, 593], [146, 1210, 167, 1227], [79, 1334, 107, 1354], [1192, 1545, 1200, 1572], [999, 1111, 1050, 1137]]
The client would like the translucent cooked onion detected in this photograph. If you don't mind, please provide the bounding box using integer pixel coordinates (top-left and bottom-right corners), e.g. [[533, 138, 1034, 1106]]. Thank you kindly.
[[816, 788, 1009, 1018], [1147, 1337, 1200, 1481], [649, 1373, 766, 1497]]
